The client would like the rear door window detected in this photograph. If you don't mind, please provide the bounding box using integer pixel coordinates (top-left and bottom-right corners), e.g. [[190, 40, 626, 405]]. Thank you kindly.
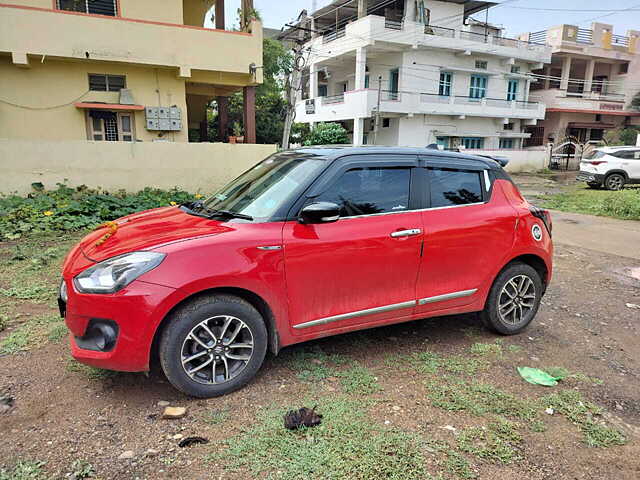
[[312, 167, 411, 217], [428, 168, 484, 208]]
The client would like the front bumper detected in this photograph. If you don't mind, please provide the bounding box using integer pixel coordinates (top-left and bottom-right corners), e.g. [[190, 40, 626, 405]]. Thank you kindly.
[[62, 279, 177, 372], [576, 171, 604, 183]]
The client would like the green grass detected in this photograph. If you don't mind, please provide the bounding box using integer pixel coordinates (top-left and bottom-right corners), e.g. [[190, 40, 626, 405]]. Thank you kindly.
[[0, 282, 55, 303], [66, 359, 120, 380], [410, 351, 488, 377], [541, 185, 640, 220], [337, 364, 380, 395], [540, 390, 626, 447], [457, 419, 523, 464], [211, 397, 428, 480], [426, 377, 539, 423], [282, 347, 349, 382], [469, 341, 503, 358], [70, 460, 94, 480], [426, 440, 476, 479], [0, 314, 7, 333], [0, 314, 63, 355], [0, 460, 45, 480], [47, 323, 68, 342], [204, 408, 229, 425]]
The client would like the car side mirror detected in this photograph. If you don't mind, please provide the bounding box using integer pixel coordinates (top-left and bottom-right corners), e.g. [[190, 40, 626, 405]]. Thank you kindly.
[[299, 202, 341, 224]]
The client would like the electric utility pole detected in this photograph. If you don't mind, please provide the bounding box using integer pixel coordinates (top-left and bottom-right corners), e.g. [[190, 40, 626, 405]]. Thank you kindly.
[[372, 75, 382, 145]]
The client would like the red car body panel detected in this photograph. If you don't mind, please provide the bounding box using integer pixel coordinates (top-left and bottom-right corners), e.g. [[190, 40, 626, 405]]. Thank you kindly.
[[61, 154, 552, 373]]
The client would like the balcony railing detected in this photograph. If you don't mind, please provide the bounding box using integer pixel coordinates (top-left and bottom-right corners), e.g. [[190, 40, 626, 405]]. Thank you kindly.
[[529, 30, 547, 44], [419, 93, 540, 110], [612, 34, 629, 47], [424, 25, 455, 38], [320, 94, 344, 105], [383, 90, 400, 101], [322, 27, 346, 44], [576, 28, 593, 44], [420, 93, 451, 103], [384, 19, 403, 30]]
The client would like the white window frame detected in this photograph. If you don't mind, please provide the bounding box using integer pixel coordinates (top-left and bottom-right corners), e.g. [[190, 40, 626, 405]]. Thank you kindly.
[[86, 111, 135, 142]]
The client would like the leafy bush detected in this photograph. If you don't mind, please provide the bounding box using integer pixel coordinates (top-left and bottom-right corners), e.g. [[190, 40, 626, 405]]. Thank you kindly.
[[0, 183, 197, 240], [303, 122, 350, 146]]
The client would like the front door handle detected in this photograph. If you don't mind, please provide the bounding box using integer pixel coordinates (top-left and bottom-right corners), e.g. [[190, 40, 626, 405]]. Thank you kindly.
[[390, 228, 422, 238]]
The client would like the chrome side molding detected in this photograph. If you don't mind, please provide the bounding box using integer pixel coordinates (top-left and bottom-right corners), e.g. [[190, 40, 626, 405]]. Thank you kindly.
[[417, 289, 477, 305], [257, 245, 283, 251], [292, 289, 478, 330], [293, 300, 416, 329]]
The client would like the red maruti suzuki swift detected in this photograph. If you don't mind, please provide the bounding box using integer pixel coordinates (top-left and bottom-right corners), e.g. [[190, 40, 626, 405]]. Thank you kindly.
[[60, 147, 553, 397]]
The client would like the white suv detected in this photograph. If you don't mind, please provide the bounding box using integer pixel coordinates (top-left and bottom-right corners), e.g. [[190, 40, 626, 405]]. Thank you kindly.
[[577, 146, 640, 190]]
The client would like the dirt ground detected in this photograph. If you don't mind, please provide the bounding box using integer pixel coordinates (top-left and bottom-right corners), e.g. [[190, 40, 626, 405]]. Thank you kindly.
[[1, 176, 640, 480]]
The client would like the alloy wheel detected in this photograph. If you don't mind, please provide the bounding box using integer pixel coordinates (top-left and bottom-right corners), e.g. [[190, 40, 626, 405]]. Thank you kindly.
[[181, 315, 254, 385], [497, 275, 536, 326], [606, 175, 624, 191]]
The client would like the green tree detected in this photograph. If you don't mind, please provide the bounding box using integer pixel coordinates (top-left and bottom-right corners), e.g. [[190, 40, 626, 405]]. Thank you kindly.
[[303, 122, 350, 146], [209, 38, 292, 144]]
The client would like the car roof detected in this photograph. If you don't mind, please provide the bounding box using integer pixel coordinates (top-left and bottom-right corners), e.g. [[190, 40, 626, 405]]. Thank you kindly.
[[289, 145, 503, 169], [598, 146, 640, 152]]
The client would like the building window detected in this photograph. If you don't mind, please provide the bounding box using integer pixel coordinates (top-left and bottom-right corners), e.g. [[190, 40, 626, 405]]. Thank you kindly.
[[462, 137, 484, 149], [318, 85, 328, 97], [57, 0, 118, 16], [499, 138, 515, 149], [475, 60, 488, 70], [382, 118, 390, 128], [595, 114, 602, 122], [439, 72, 453, 96], [510, 65, 520, 74], [524, 126, 544, 147], [503, 123, 514, 130], [469, 75, 488, 99], [89, 74, 126, 92], [507, 79, 519, 101], [87, 111, 134, 141], [619, 62, 629, 74], [364, 75, 370, 89], [589, 129, 604, 141]]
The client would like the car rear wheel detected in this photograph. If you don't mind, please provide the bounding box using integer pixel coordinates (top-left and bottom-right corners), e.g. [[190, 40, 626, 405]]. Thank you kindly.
[[604, 173, 625, 191], [480, 262, 543, 335], [159, 294, 268, 398]]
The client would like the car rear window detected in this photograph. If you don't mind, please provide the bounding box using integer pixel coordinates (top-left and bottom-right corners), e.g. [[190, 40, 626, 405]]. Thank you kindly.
[[584, 150, 606, 160], [428, 168, 483, 208], [610, 150, 640, 159]]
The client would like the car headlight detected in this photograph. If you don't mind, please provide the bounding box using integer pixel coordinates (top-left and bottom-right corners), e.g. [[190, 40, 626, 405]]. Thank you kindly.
[[59, 280, 68, 302], [74, 251, 165, 294]]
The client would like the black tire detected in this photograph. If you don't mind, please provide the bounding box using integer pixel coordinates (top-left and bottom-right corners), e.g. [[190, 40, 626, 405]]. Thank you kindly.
[[604, 173, 625, 191], [586, 182, 601, 189], [480, 262, 543, 335], [159, 294, 268, 398]]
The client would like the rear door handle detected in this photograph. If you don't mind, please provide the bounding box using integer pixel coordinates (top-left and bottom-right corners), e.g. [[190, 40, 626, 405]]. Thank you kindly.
[[390, 228, 422, 238]]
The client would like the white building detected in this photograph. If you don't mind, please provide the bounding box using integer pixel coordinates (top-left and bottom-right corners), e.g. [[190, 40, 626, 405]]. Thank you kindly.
[[292, 0, 552, 159]]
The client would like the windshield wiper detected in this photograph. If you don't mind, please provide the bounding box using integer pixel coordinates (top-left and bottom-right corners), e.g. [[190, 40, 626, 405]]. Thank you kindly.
[[204, 209, 254, 221]]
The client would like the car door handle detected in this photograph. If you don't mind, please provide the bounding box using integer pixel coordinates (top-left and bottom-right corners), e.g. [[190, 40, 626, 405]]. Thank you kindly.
[[390, 228, 422, 238]]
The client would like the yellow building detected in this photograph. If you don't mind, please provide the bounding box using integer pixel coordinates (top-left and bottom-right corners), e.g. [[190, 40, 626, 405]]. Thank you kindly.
[[0, 0, 263, 144]]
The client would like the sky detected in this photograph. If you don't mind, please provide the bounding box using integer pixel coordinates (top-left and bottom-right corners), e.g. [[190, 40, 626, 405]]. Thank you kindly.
[[207, 0, 640, 38]]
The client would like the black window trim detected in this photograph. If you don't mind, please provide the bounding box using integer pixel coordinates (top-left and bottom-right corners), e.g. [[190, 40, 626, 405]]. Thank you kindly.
[[288, 154, 421, 221]]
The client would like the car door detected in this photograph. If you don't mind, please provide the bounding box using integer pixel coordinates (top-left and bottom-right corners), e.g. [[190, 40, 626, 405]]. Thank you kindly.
[[415, 158, 516, 315], [282, 155, 423, 335], [618, 149, 640, 179]]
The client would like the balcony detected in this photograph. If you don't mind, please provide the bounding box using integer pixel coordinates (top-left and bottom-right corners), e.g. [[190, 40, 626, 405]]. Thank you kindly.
[[296, 89, 545, 123], [524, 25, 637, 56], [0, 3, 262, 78], [530, 89, 629, 113], [316, 15, 551, 63]]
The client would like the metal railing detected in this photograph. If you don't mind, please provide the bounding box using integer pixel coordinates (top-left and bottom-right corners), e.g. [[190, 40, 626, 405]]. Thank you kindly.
[[424, 25, 455, 38], [459, 30, 489, 43], [576, 28, 593, 44], [384, 18, 403, 30], [420, 93, 452, 103], [322, 27, 345, 44], [417, 93, 540, 110], [383, 90, 400, 101], [529, 30, 547, 44], [320, 94, 344, 105], [612, 34, 630, 47]]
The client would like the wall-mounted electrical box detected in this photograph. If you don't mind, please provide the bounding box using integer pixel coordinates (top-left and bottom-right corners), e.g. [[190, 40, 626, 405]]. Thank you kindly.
[[145, 106, 182, 131]]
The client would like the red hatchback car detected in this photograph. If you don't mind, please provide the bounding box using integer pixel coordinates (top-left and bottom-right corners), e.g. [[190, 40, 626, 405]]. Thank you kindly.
[[60, 147, 553, 397]]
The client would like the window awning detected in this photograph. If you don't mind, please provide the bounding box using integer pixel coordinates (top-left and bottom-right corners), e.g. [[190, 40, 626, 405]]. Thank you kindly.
[[74, 102, 145, 111]]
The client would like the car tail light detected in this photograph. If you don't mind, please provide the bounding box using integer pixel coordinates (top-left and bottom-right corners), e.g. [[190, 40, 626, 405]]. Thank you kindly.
[[529, 206, 552, 236], [586, 160, 607, 165]]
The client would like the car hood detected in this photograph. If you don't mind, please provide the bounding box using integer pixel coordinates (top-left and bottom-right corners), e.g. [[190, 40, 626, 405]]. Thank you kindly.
[[64, 207, 232, 274]]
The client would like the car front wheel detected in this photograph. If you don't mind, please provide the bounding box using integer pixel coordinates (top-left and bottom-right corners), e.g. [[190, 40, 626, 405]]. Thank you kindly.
[[480, 262, 543, 335], [159, 294, 268, 398]]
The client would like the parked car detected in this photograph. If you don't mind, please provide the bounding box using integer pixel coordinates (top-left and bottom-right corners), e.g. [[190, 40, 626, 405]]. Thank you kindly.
[[577, 146, 640, 190], [59, 147, 553, 398]]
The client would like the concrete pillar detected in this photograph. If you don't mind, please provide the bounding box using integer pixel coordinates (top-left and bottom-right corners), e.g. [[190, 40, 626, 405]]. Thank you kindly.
[[544, 66, 551, 89], [584, 59, 596, 93], [243, 86, 256, 144], [217, 96, 228, 141], [353, 118, 364, 145], [310, 63, 318, 98], [357, 0, 367, 18], [524, 78, 531, 102], [215, 0, 225, 29], [355, 47, 367, 90], [560, 55, 572, 91], [404, 0, 416, 22]]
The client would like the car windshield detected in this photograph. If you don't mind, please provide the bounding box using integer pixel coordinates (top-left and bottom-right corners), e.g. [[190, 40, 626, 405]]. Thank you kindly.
[[201, 152, 326, 220]]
